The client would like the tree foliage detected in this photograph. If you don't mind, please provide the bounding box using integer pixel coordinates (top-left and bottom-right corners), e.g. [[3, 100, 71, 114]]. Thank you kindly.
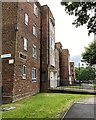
[[82, 41, 96, 65], [75, 66, 95, 81], [61, 1, 96, 34]]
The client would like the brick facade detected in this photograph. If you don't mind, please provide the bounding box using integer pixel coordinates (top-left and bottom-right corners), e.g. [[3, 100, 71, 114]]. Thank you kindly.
[[70, 62, 75, 84], [55, 42, 62, 86], [2, 2, 41, 103], [2, 2, 72, 103], [61, 49, 70, 86], [41, 5, 58, 91]]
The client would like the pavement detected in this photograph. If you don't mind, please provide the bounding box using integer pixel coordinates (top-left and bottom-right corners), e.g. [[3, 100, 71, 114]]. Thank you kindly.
[[49, 87, 96, 94], [63, 97, 96, 120]]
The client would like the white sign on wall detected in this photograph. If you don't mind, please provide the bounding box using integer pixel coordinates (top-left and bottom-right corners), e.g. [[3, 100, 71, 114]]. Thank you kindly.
[[9, 59, 14, 64], [1, 54, 11, 59]]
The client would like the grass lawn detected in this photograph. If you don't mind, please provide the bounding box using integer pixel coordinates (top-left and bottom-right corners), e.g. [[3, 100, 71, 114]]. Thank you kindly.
[[2, 93, 92, 118]]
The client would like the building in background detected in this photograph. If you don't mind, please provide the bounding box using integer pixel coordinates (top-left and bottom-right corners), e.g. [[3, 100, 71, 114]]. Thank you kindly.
[[61, 49, 70, 86], [69, 62, 75, 84], [55, 42, 62, 86]]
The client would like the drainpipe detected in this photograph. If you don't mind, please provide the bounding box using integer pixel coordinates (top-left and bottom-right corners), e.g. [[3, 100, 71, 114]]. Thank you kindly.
[[40, 7, 42, 92], [48, 7, 50, 89]]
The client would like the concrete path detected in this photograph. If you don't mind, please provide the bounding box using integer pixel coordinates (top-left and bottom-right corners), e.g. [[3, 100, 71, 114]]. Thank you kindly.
[[63, 97, 96, 120]]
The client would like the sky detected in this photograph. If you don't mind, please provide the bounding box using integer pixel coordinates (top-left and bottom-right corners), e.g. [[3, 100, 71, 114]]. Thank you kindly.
[[38, 0, 94, 59]]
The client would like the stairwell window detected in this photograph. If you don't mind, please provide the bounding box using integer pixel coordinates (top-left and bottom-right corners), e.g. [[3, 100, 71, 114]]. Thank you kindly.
[[33, 45, 37, 58], [23, 65, 26, 79], [24, 38, 27, 51], [34, 3, 38, 17], [33, 23, 37, 37], [25, 13, 28, 26], [32, 68, 36, 82]]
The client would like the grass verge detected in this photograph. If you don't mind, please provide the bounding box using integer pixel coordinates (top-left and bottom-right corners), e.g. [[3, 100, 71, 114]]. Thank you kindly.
[[2, 93, 93, 118]]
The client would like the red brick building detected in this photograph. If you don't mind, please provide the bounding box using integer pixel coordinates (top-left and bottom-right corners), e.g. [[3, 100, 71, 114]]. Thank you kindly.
[[2, 2, 41, 103], [61, 49, 70, 86], [41, 5, 58, 91], [69, 62, 75, 84], [55, 42, 62, 86], [1, 2, 72, 103]]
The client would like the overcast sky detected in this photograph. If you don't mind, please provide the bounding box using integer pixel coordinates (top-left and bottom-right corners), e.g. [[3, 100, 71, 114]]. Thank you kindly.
[[39, 0, 94, 58]]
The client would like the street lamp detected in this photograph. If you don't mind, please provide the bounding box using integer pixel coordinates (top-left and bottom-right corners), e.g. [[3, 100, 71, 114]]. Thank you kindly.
[[79, 63, 80, 85]]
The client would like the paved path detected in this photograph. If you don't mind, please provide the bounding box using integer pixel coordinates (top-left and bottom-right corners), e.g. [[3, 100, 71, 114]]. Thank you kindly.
[[63, 97, 96, 120], [49, 87, 96, 94]]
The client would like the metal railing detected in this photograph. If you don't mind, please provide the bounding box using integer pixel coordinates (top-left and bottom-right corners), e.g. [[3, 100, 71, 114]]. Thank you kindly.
[[49, 79, 95, 90]]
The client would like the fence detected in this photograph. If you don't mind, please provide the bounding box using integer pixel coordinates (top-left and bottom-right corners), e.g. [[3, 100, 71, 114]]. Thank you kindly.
[[49, 79, 96, 90]]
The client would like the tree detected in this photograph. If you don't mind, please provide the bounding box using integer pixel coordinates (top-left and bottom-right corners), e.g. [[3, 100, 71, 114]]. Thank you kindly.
[[82, 41, 96, 65], [75, 66, 95, 81], [61, 1, 96, 34]]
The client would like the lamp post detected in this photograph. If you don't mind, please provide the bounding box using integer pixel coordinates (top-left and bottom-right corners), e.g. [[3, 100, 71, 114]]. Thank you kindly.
[[79, 63, 80, 85]]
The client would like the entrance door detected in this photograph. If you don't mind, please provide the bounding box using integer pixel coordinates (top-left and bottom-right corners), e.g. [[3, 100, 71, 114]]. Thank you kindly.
[[50, 72, 57, 88]]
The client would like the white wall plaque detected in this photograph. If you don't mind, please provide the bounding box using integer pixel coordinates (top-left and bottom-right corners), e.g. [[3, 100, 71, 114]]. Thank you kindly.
[[9, 59, 14, 64], [1, 54, 11, 59]]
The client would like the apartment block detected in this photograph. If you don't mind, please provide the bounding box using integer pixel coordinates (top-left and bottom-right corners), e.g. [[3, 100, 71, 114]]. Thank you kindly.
[[61, 49, 70, 86], [55, 42, 62, 86], [69, 62, 75, 84], [2, 2, 41, 103], [41, 5, 58, 91], [1, 2, 73, 103]]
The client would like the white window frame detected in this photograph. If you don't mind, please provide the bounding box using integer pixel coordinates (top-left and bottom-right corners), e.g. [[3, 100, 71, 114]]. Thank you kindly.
[[23, 65, 26, 79], [34, 3, 38, 17], [25, 13, 28, 26], [32, 68, 36, 82], [50, 54, 55, 67], [33, 44, 37, 58], [33, 23, 37, 37], [24, 38, 27, 51]]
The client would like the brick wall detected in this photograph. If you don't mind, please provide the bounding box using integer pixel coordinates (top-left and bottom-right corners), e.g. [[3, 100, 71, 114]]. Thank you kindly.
[[70, 62, 75, 83], [2, 2, 18, 103], [55, 42, 62, 86], [2, 2, 41, 103], [61, 49, 69, 86], [40, 5, 49, 92], [41, 5, 56, 91]]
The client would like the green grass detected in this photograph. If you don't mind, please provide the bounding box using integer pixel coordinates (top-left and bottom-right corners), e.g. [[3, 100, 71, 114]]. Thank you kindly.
[[2, 93, 92, 118]]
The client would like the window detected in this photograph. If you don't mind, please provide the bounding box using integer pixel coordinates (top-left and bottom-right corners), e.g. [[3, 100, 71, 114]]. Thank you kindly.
[[25, 13, 28, 25], [32, 68, 36, 82], [33, 24, 37, 37], [34, 3, 38, 17], [20, 53, 27, 60], [33, 45, 37, 58], [50, 55, 55, 67], [50, 36, 52, 46], [24, 38, 27, 51], [23, 65, 26, 79]]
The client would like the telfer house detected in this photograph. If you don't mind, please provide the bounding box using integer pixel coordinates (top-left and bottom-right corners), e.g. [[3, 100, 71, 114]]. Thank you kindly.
[[2, 2, 41, 103], [1, 1, 75, 103]]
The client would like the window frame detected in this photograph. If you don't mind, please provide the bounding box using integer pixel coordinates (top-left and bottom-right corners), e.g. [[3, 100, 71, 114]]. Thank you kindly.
[[33, 44, 37, 58], [23, 65, 26, 80], [32, 68, 37, 82], [34, 3, 38, 17], [25, 13, 28, 26], [33, 23, 37, 37], [24, 38, 27, 51]]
